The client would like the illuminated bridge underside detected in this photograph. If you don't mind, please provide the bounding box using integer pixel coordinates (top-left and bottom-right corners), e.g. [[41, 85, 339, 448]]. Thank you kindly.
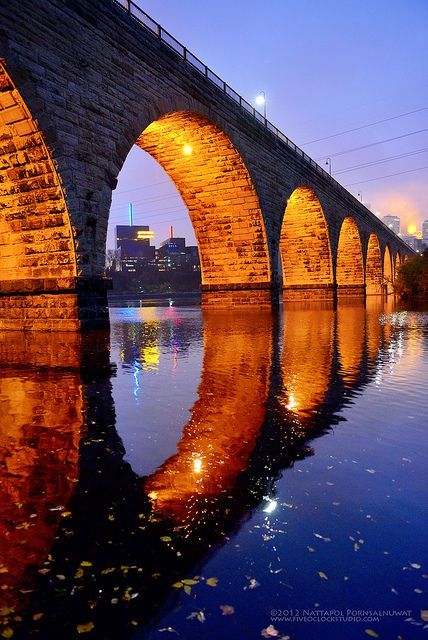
[[138, 112, 271, 306], [0, 0, 414, 329]]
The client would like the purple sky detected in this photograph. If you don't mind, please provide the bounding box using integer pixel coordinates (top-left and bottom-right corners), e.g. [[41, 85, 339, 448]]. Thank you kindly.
[[108, 0, 428, 249]]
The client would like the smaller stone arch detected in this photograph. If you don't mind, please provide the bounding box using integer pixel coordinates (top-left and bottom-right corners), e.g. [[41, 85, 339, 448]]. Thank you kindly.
[[280, 186, 334, 300], [366, 233, 383, 295], [336, 216, 365, 297], [394, 251, 402, 280], [383, 244, 394, 295]]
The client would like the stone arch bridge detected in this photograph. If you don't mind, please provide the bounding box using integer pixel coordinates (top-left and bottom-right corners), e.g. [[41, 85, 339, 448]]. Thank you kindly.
[[0, 0, 413, 330]]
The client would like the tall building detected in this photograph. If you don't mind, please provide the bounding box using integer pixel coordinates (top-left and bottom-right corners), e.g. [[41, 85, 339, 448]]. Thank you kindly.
[[382, 215, 400, 235], [422, 220, 428, 248], [156, 226, 200, 271], [115, 225, 155, 272]]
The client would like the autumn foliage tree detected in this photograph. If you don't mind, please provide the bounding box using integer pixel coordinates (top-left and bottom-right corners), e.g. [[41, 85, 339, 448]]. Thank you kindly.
[[395, 249, 428, 298]]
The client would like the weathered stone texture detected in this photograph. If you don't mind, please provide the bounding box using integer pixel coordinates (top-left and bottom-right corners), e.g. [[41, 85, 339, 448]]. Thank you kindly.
[[0, 0, 415, 328]]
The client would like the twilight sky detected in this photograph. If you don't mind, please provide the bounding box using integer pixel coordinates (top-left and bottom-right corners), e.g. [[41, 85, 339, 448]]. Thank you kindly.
[[108, 0, 428, 249]]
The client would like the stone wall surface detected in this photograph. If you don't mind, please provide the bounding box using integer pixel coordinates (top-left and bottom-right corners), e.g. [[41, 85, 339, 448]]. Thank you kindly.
[[0, 0, 414, 329]]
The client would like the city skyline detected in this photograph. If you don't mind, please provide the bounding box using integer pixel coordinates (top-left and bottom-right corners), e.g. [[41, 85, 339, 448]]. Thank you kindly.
[[108, 0, 428, 250]]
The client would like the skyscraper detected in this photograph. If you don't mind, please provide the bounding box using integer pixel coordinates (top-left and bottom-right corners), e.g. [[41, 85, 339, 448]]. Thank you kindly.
[[382, 215, 400, 235], [422, 220, 428, 248]]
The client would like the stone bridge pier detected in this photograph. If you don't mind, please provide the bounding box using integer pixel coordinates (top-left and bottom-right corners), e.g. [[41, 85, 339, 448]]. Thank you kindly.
[[0, 0, 413, 330]]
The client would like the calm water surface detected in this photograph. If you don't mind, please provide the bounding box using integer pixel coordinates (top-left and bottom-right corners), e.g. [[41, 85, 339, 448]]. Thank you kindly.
[[0, 301, 427, 639]]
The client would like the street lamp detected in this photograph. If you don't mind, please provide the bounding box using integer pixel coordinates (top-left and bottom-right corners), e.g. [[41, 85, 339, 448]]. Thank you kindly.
[[255, 91, 267, 119], [325, 157, 332, 176]]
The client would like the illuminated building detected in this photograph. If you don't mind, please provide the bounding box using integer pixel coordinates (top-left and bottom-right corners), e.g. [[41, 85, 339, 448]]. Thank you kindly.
[[422, 220, 428, 249], [382, 215, 400, 235], [156, 226, 200, 272], [115, 225, 155, 273]]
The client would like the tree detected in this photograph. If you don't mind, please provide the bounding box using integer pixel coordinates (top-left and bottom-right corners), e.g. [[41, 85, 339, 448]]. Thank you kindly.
[[395, 249, 428, 299]]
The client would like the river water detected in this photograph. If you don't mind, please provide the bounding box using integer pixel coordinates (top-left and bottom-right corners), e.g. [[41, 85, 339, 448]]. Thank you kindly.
[[0, 300, 427, 639]]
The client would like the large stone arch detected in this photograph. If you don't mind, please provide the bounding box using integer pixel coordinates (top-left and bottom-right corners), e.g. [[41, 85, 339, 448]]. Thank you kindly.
[[136, 111, 271, 305], [279, 186, 334, 300], [336, 216, 365, 297], [0, 62, 79, 330], [366, 232, 383, 295], [383, 244, 394, 295]]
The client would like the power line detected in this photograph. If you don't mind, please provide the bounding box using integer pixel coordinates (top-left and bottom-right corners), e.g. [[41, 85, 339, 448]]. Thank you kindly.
[[344, 165, 428, 187], [315, 128, 428, 160], [303, 106, 428, 145], [113, 177, 172, 196], [334, 146, 428, 175]]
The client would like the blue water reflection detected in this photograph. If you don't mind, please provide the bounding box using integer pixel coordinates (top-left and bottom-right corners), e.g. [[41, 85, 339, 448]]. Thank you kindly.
[[0, 301, 426, 639]]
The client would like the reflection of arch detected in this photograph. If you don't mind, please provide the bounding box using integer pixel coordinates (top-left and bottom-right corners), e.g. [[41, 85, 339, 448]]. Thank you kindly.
[[0, 63, 77, 329], [0, 332, 85, 616], [366, 233, 383, 295], [137, 112, 271, 300], [144, 309, 273, 523], [281, 304, 334, 421], [280, 187, 333, 300], [336, 216, 365, 296], [337, 302, 365, 384], [383, 244, 394, 295]]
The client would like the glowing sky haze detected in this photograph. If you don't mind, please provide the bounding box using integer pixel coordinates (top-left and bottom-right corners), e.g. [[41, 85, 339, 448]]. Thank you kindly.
[[108, 0, 428, 249]]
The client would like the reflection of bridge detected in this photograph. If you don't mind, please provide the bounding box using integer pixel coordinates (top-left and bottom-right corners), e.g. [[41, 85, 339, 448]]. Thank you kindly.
[[0, 303, 408, 637], [0, 0, 414, 330]]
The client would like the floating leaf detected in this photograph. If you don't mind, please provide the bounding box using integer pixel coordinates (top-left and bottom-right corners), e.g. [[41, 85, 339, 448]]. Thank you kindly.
[[318, 571, 328, 580], [60, 511, 72, 518], [0, 567, 8, 575], [261, 625, 280, 638], [183, 585, 192, 596], [307, 547, 315, 553], [182, 579, 198, 586], [365, 469, 376, 474], [160, 536, 172, 542], [81, 561, 92, 567], [410, 563, 421, 569], [414, 588, 423, 594], [101, 568, 115, 575], [75, 568, 84, 579], [420, 610, 428, 621], [1, 629, 13, 639], [354, 543, 360, 552], [220, 605, 235, 616], [77, 622, 95, 634], [206, 577, 218, 587], [364, 630, 379, 638], [32, 613, 44, 621]]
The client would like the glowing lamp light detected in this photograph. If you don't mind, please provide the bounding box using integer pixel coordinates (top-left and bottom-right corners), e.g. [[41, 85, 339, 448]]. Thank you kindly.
[[407, 223, 417, 235], [183, 144, 193, 155], [255, 93, 266, 106]]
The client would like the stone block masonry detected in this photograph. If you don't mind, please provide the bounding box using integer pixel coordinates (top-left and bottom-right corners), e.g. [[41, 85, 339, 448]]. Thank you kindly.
[[0, 0, 414, 328]]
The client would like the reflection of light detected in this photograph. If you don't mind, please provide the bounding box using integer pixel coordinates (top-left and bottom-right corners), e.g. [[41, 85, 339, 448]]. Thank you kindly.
[[140, 345, 160, 371], [183, 144, 192, 155], [193, 458, 202, 473], [286, 393, 297, 411], [263, 498, 278, 514]]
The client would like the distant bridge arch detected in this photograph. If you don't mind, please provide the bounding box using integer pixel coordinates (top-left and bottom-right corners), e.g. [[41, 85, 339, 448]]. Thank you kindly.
[[336, 216, 365, 296], [366, 233, 383, 295], [280, 186, 333, 300]]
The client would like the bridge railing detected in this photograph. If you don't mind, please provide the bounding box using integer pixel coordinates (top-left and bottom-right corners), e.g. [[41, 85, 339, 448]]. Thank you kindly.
[[113, 0, 413, 252]]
